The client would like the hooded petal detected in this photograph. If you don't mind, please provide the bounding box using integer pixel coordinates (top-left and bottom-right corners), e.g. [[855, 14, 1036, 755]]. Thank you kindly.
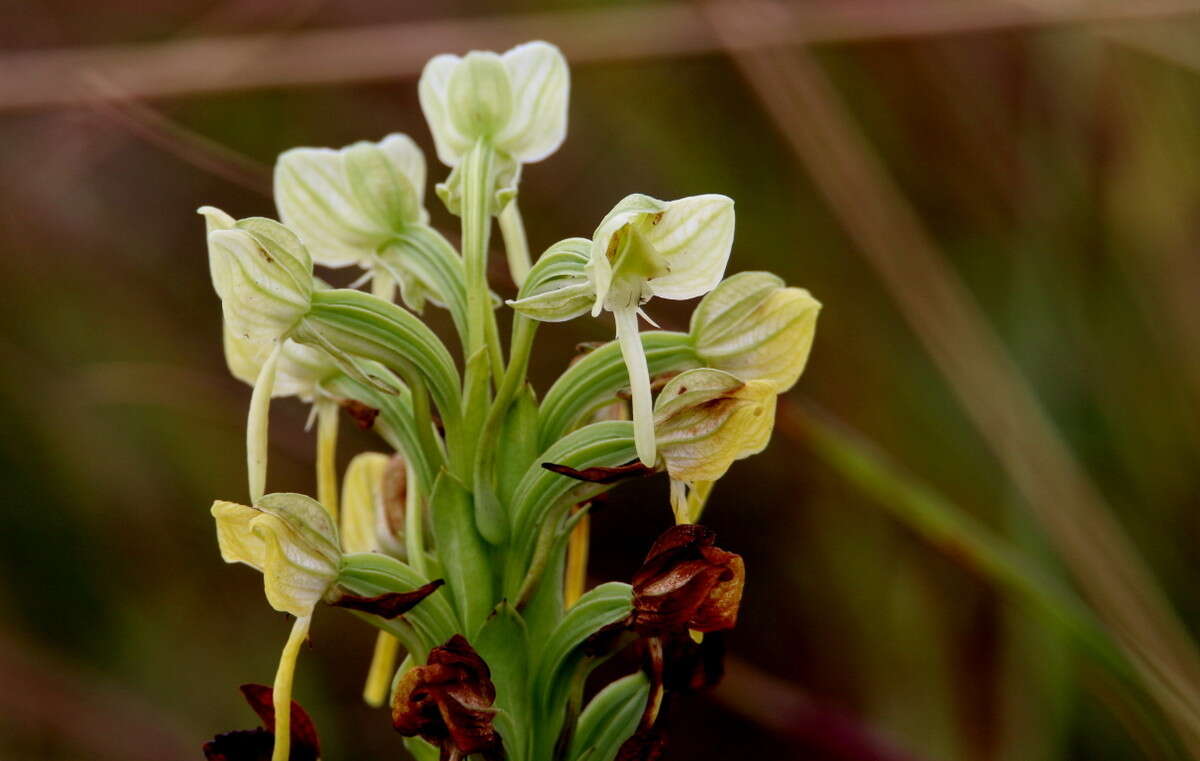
[[206, 217, 313, 345], [343, 134, 428, 232], [496, 41, 569, 163], [275, 147, 377, 267], [643, 195, 734, 301]]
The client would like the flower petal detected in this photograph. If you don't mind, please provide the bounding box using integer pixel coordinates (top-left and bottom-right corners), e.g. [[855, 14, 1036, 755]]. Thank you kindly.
[[644, 195, 734, 301], [419, 54, 474, 167], [274, 148, 376, 267], [496, 40, 569, 163]]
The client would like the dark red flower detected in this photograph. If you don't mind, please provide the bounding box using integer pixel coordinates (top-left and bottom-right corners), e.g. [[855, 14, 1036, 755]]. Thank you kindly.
[[630, 524, 745, 636], [202, 684, 319, 761], [391, 635, 502, 761]]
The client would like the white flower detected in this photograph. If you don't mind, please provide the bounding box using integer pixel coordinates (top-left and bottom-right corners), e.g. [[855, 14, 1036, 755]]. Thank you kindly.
[[419, 41, 569, 168], [275, 134, 443, 310], [585, 194, 735, 466]]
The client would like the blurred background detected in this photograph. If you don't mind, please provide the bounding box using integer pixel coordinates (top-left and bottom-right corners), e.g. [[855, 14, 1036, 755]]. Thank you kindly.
[[3, 1, 1200, 759]]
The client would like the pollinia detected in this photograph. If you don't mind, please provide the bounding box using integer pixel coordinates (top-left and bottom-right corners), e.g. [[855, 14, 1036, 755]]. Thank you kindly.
[[200, 41, 820, 761]]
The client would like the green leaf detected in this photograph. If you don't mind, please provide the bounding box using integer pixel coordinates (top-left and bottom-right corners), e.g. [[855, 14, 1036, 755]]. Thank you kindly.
[[496, 385, 540, 508], [403, 737, 441, 761], [296, 288, 462, 431], [538, 332, 699, 449], [568, 672, 650, 761], [529, 582, 633, 761], [429, 471, 495, 637], [383, 225, 471, 342], [511, 421, 638, 538], [533, 583, 632, 716], [474, 602, 532, 761], [507, 237, 594, 323]]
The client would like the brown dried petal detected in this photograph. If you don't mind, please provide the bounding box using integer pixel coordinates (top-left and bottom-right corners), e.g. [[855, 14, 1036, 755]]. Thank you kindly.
[[541, 460, 656, 484], [331, 579, 444, 618], [630, 525, 744, 635], [392, 635, 501, 759], [202, 684, 319, 761], [340, 398, 380, 430], [660, 632, 726, 694]]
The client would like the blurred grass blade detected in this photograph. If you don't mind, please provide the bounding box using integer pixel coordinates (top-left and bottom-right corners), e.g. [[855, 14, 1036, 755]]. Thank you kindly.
[[781, 400, 1186, 760], [709, 11, 1200, 750]]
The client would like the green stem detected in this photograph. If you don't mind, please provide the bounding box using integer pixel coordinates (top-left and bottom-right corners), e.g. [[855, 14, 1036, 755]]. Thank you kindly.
[[461, 139, 496, 362], [404, 457, 429, 579], [472, 315, 538, 544], [499, 199, 532, 287]]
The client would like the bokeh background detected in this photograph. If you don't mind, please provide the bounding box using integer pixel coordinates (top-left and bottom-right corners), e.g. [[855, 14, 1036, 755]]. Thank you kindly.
[[3, 1, 1200, 759]]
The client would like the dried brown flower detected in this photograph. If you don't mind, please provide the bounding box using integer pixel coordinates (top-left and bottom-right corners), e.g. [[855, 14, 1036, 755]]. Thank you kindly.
[[391, 635, 502, 761]]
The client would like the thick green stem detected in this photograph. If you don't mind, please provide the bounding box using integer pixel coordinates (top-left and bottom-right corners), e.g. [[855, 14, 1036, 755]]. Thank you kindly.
[[461, 139, 497, 363]]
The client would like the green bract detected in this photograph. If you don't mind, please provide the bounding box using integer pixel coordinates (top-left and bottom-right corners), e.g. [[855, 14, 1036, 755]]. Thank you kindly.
[[198, 38, 818, 761]]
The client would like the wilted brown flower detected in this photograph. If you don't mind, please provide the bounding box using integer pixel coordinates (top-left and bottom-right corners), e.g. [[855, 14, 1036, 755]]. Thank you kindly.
[[391, 635, 502, 761], [630, 524, 745, 636], [203, 684, 320, 761]]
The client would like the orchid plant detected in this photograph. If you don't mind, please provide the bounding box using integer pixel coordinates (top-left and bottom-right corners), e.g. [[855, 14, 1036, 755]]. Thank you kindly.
[[200, 40, 820, 761]]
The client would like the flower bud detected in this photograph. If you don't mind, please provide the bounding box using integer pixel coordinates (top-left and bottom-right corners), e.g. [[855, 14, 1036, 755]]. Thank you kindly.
[[201, 209, 314, 346], [653, 368, 776, 483], [212, 493, 341, 617], [691, 271, 820, 392], [419, 41, 568, 167]]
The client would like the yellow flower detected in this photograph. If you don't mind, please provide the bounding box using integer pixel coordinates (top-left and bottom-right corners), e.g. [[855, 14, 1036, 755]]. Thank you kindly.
[[212, 493, 340, 618]]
